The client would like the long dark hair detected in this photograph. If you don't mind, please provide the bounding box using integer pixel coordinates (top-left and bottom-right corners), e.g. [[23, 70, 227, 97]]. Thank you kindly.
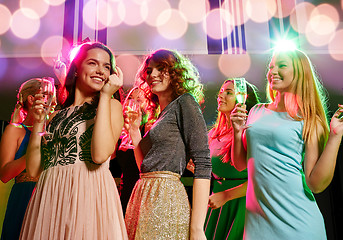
[[58, 42, 123, 108]]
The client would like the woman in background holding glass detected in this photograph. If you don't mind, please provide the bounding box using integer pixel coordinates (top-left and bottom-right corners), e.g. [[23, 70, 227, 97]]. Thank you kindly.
[[0, 78, 54, 240]]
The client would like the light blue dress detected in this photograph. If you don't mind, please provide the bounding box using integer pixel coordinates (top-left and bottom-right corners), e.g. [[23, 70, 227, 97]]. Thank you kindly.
[[244, 104, 326, 240]]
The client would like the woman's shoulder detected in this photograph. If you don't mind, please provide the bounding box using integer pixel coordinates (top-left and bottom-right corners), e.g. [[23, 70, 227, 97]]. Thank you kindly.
[[176, 93, 198, 106], [1, 123, 26, 142]]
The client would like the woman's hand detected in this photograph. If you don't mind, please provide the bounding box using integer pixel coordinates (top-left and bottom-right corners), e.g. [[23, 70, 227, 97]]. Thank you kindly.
[[230, 103, 248, 133], [101, 66, 123, 97], [208, 192, 228, 209], [32, 94, 48, 124], [330, 104, 343, 137], [53, 53, 67, 85], [126, 107, 142, 147]]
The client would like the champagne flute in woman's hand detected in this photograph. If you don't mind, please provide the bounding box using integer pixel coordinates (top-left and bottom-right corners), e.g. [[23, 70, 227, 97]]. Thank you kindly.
[[234, 78, 247, 104], [234, 78, 248, 126], [120, 99, 140, 149], [37, 77, 55, 136]]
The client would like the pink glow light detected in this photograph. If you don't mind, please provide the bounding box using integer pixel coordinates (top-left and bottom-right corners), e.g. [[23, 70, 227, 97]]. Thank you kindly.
[[44, 0, 65, 7], [245, 0, 276, 23], [10, 8, 40, 39], [115, 54, 142, 86], [83, 0, 107, 30], [0, 4, 11, 35], [204, 8, 232, 40], [120, 0, 146, 26], [305, 4, 339, 47], [156, 9, 188, 40], [141, 0, 171, 27], [105, 1, 124, 27], [328, 29, 343, 61], [309, 4, 339, 35], [20, 0, 49, 18], [178, 0, 209, 24], [273, 0, 296, 18], [222, 0, 249, 26], [290, 2, 315, 34], [218, 52, 251, 77], [41, 36, 69, 67]]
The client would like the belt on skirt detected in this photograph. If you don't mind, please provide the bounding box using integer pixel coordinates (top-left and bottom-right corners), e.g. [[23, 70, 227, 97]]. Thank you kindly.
[[140, 171, 181, 180]]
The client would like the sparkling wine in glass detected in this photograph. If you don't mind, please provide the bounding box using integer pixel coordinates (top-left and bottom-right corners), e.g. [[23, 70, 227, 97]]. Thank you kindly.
[[37, 77, 55, 136], [120, 99, 140, 150], [234, 78, 247, 104]]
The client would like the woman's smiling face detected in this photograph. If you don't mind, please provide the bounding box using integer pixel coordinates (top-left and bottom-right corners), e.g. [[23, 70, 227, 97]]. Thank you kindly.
[[267, 52, 294, 93]]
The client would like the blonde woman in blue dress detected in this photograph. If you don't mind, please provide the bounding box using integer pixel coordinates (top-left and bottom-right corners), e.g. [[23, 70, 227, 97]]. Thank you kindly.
[[230, 48, 343, 239]]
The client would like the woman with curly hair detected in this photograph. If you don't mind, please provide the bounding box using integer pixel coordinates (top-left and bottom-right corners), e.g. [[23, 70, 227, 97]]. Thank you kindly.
[[124, 49, 212, 240]]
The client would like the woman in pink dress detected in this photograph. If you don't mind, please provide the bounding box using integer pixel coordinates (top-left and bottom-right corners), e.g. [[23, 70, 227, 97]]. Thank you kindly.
[[20, 42, 128, 240]]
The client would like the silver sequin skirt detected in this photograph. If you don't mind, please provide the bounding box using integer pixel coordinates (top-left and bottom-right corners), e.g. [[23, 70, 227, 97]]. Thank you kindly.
[[125, 171, 191, 240]]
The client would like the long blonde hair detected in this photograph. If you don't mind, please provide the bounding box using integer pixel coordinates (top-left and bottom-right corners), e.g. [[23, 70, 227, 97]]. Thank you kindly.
[[266, 49, 329, 150], [11, 78, 42, 124]]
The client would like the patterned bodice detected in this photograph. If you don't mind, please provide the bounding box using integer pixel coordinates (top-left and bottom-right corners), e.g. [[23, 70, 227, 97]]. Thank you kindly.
[[42, 103, 97, 170]]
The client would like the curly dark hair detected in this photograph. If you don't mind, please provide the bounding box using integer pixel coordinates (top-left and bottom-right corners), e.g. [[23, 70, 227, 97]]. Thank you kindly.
[[136, 49, 204, 121]]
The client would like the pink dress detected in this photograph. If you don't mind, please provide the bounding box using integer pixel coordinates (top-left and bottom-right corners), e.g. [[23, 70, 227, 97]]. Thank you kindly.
[[20, 103, 128, 240]]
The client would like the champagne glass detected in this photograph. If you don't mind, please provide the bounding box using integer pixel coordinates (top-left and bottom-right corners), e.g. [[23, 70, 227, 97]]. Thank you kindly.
[[234, 78, 247, 104], [37, 77, 55, 136], [120, 98, 140, 150]]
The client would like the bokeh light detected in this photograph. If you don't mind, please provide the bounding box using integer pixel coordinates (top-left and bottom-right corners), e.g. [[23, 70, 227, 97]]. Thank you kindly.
[[120, 0, 146, 26], [273, 0, 296, 18], [0, 4, 11, 35], [104, 1, 124, 27], [141, 0, 171, 27], [10, 8, 40, 39], [156, 9, 188, 40], [40, 35, 69, 67], [218, 52, 251, 77], [290, 2, 315, 34], [305, 4, 338, 47], [308, 4, 339, 36], [115, 54, 141, 86], [222, 0, 249, 26], [20, 0, 49, 18], [83, 0, 108, 30], [178, 0, 209, 24], [204, 8, 232, 40], [246, 0, 276, 23], [328, 29, 343, 61], [44, 0, 65, 6]]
